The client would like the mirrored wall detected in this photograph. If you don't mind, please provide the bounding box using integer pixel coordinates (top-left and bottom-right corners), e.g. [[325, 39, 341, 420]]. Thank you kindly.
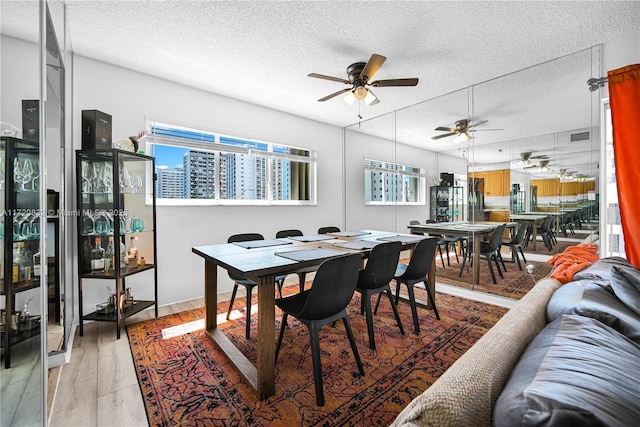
[[344, 46, 600, 288]]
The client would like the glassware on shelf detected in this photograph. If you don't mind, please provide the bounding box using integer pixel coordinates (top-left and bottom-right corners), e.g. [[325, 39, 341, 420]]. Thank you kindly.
[[20, 158, 34, 191], [13, 158, 24, 190], [132, 175, 142, 193], [81, 161, 92, 192], [90, 237, 105, 271], [131, 218, 144, 232], [0, 156, 5, 190], [20, 297, 34, 322], [103, 163, 113, 193], [104, 236, 115, 271], [30, 159, 40, 191], [83, 211, 98, 235], [121, 166, 132, 193], [13, 211, 29, 241]]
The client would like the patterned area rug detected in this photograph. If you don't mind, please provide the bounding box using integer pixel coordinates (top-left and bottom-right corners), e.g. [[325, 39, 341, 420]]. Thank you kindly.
[[128, 292, 508, 426], [433, 257, 553, 299]]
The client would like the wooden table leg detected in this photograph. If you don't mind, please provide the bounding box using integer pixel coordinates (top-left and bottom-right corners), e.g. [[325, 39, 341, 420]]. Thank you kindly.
[[472, 234, 481, 284], [204, 260, 218, 331], [256, 275, 276, 400]]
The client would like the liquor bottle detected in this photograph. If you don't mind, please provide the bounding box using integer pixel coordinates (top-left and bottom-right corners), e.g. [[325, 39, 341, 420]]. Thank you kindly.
[[128, 236, 138, 266], [91, 237, 105, 271], [18, 243, 32, 281], [32, 249, 41, 280], [13, 242, 23, 282], [104, 236, 115, 271]]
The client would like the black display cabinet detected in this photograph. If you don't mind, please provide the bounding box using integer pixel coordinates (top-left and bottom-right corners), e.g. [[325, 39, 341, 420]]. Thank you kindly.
[[430, 186, 463, 222], [76, 149, 158, 339]]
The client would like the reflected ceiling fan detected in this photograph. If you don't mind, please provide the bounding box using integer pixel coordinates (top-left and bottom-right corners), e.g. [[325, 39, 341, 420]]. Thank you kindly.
[[308, 53, 418, 106], [431, 119, 501, 142], [524, 159, 556, 172], [519, 151, 550, 166]]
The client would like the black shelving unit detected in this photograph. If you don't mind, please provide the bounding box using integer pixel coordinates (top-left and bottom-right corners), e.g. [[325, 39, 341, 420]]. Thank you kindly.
[[430, 186, 462, 222], [76, 149, 158, 339], [1, 136, 42, 368]]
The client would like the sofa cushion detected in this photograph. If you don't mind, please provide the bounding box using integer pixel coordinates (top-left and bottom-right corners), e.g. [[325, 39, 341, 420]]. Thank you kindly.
[[573, 256, 637, 283], [546, 279, 640, 342], [494, 315, 640, 427], [610, 265, 640, 316]]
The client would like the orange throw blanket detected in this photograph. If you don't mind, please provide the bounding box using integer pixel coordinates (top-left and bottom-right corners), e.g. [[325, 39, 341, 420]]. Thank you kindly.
[[547, 243, 599, 284]]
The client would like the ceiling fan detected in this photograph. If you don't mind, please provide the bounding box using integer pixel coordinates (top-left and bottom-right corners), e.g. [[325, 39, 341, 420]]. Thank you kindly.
[[308, 53, 418, 106], [430, 119, 500, 141], [524, 159, 555, 171]]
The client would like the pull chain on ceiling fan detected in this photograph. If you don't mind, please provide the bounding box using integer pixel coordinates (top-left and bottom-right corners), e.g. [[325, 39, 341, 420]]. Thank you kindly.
[[308, 53, 419, 106]]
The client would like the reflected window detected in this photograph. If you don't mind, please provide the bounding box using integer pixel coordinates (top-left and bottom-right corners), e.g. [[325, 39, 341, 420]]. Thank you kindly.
[[364, 159, 424, 204]]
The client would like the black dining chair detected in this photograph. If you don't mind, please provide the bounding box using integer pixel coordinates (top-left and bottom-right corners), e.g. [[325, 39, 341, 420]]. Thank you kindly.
[[378, 237, 439, 334], [275, 229, 314, 292], [501, 223, 529, 270], [226, 233, 286, 339], [318, 226, 340, 234], [355, 241, 405, 350], [459, 223, 507, 284], [275, 253, 365, 406]]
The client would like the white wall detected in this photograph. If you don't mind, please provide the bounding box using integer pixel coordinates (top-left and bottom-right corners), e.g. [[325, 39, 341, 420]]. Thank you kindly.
[[72, 56, 343, 309]]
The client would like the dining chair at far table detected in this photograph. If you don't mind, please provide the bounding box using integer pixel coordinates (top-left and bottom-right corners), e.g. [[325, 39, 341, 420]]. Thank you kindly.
[[275, 253, 365, 406], [459, 223, 507, 285], [354, 241, 405, 350], [226, 233, 287, 339], [378, 237, 440, 334], [275, 229, 315, 293], [501, 222, 529, 270], [318, 226, 340, 234]]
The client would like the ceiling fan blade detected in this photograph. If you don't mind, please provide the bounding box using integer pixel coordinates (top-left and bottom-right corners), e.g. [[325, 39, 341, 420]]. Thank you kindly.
[[468, 120, 488, 128], [468, 128, 503, 132], [317, 88, 351, 102], [531, 154, 550, 159], [370, 78, 419, 87], [434, 126, 456, 132], [360, 54, 386, 81], [431, 132, 457, 140], [308, 73, 351, 85]]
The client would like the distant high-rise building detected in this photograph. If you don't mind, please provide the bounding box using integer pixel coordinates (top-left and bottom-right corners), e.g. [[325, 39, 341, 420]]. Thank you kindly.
[[220, 153, 267, 199], [272, 159, 290, 200], [156, 165, 185, 198], [184, 150, 215, 198]]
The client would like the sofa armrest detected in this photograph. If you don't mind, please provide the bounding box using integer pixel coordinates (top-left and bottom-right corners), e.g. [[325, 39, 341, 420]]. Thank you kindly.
[[391, 278, 562, 427]]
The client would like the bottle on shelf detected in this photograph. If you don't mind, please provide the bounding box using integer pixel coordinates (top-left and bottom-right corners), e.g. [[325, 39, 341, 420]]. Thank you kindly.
[[91, 237, 105, 271], [18, 242, 32, 282], [32, 249, 41, 280], [128, 236, 138, 266], [104, 236, 115, 271]]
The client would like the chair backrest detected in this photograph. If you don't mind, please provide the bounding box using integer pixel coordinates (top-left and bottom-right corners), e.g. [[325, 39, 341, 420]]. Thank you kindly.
[[318, 226, 340, 234], [276, 229, 303, 238], [540, 215, 553, 231], [409, 220, 421, 225], [357, 241, 402, 290], [297, 253, 362, 320], [399, 237, 438, 281], [409, 220, 424, 236], [227, 233, 264, 280], [483, 223, 507, 252], [511, 222, 529, 245]]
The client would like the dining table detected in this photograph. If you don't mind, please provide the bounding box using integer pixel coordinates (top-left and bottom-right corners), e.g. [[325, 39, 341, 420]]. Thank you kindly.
[[408, 221, 517, 283], [192, 229, 428, 401]]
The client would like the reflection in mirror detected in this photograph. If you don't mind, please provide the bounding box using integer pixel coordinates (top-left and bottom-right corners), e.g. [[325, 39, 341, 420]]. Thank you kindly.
[[343, 46, 599, 292], [1, 0, 45, 425]]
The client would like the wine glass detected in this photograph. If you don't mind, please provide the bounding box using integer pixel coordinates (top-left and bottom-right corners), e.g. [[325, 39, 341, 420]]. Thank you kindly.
[[81, 160, 92, 192], [102, 163, 113, 194], [30, 159, 40, 191], [84, 211, 98, 235], [131, 218, 144, 233], [122, 166, 132, 193], [132, 175, 142, 194], [20, 159, 34, 191], [13, 158, 24, 190], [13, 211, 28, 240]]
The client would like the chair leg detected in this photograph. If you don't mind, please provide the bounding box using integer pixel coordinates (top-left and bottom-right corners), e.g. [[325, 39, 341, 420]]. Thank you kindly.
[[226, 284, 239, 320], [275, 280, 284, 299], [437, 245, 445, 268], [362, 292, 377, 349], [373, 292, 382, 314], [519, 246, 527, 264], [486, 256, 497, 284], [423, 280, 440, 321], [513, 246, 522, 270], [307, 322, 325, 406], [458, 251, 469, 277], [384, 286, 405, 336], [404, 283, 421, 334], [275, 313, 288, 361], [341, 316, 365, 377], [498, 250, 507, 272]]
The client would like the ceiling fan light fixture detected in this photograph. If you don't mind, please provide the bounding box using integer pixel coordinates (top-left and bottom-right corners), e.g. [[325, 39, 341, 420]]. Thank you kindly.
[[364, 89, 379, 106], [343, 91, 356, 106], [455, 132, 471, 143], [354, 85, 368, 100]]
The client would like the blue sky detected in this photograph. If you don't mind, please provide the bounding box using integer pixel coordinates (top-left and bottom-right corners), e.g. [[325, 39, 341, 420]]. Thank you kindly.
[[153, 145, 187, 169]]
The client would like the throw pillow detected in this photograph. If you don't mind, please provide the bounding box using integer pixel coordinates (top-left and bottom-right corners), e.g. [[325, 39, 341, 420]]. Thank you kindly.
[[611, 265, 640, 316]]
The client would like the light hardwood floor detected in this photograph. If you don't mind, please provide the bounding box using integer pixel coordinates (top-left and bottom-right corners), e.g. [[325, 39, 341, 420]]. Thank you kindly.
[[48, 297, 207, 427]]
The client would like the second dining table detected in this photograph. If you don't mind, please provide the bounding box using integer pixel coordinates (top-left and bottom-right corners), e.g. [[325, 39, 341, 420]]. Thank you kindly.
[[192, 229, 428, 401]]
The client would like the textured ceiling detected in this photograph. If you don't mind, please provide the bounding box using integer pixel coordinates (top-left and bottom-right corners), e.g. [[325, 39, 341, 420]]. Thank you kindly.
[[2, 0, 639, 172]]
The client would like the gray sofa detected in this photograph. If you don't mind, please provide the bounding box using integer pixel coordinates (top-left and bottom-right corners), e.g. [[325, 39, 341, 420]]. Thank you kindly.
[[392, 257, 640, 427]]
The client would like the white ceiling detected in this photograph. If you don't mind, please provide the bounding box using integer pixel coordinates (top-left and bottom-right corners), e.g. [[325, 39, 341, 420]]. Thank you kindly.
[[2, 1, 639, 173]]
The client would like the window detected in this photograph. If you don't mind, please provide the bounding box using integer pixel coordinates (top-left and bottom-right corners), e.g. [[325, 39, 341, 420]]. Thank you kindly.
[[143, 122, 316, 205], [364, 159, 424, 204]]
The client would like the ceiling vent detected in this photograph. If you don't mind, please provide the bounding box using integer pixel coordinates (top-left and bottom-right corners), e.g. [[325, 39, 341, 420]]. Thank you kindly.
[[570, 131, 590, 143]]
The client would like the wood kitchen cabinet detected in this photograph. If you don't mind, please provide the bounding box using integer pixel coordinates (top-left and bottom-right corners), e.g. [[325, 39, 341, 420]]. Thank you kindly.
[[485, 169, 510, 196]]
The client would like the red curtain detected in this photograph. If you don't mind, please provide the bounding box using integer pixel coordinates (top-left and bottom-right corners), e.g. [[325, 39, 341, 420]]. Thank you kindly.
[[608, 64, 640, 267]]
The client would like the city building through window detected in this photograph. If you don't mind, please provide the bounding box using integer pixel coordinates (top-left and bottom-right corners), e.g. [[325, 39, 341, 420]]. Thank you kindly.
[[142, 122, 316, 205], [364, 159, 424, 204]]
